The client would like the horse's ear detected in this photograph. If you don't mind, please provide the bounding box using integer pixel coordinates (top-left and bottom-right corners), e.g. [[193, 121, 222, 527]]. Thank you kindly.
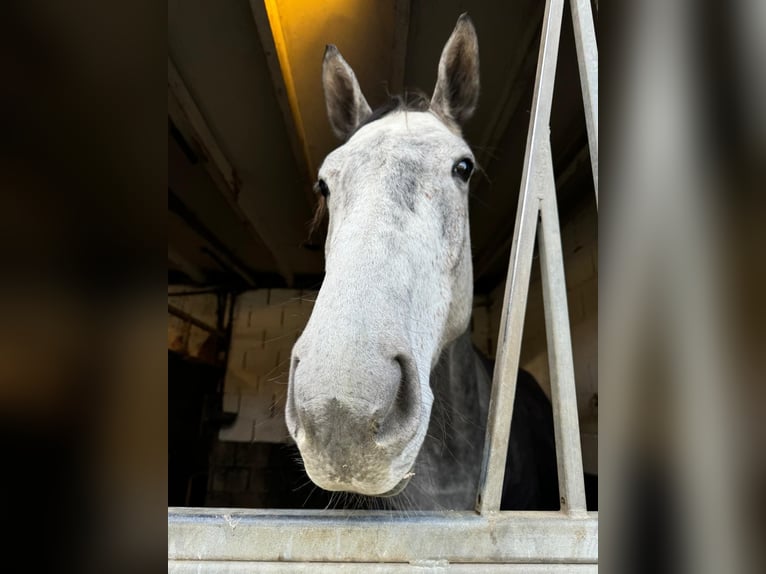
[[430, 13, 480, 126], [322, 45, 372, 141]]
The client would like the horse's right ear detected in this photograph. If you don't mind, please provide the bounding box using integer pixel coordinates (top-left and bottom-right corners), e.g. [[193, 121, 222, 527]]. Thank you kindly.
[[430, 13, 480, 127], [322, 45, 372, 141]]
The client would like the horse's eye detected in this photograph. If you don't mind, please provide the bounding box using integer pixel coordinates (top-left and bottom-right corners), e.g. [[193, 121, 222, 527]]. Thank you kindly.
[[315, 179, 330, 199], [452, 158, 474, 183]]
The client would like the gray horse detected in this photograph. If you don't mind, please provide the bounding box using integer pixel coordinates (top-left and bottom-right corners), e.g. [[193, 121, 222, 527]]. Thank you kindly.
[[286, 14, 559, 511]]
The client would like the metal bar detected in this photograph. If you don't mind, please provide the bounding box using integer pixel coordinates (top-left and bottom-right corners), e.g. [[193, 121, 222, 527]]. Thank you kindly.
[[569, 0, 598, 206], [537, 137, 588, 514], [168, 508, 598, 564], [474, 176, 539, 514], [168, 304, 224, 338], [476, 0, 566, 514], [169, 561, 598, 573]]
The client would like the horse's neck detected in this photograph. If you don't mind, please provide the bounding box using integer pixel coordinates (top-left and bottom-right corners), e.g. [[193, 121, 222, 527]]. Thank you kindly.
[[405, 330, 492, 509], [430, 330, 491, 438]]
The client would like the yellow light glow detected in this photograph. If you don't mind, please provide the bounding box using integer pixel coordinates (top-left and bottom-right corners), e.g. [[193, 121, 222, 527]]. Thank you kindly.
[[262, 0, 398, 176]]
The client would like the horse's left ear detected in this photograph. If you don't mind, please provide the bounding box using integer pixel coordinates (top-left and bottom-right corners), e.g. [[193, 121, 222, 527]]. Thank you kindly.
[[430, 13, 480, 127]]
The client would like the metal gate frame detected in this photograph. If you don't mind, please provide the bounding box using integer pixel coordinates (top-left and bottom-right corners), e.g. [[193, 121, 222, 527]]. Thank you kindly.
[[168, 0, 598, 569]]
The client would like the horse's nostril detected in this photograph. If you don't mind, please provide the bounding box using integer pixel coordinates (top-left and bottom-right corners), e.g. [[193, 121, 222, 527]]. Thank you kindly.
[[376, 354, 420, 445], [286, 355, 301, 438], [394, 356, 409, 413]]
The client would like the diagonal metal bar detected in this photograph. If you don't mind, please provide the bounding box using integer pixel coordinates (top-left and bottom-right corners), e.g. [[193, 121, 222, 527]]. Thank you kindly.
[[570, 0, 599, 205], [537, 137, 588, 514], [476, 0, 567, 514]]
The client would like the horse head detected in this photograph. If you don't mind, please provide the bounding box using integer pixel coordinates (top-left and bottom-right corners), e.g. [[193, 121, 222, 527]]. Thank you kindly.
[[287, 14, 480, 496]]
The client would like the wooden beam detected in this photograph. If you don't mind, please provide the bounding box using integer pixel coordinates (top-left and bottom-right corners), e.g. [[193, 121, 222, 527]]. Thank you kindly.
[[168, 245, 207, 284], [168, 58, 294, 285], [168, 189, 261, 288], [249, 0, 316, 207], [168, 61, 239, 199]]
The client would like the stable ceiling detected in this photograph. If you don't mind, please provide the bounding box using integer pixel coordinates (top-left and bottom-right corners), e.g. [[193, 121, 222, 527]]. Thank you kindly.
[[168, 0, 597, 293]]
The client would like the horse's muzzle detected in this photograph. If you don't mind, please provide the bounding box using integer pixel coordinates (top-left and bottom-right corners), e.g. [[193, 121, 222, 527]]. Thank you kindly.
[[286, 349, 424, 496]]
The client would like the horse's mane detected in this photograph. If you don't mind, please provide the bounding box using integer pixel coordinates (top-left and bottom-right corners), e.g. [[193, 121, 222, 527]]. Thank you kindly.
[[350, 91, 431, 139]]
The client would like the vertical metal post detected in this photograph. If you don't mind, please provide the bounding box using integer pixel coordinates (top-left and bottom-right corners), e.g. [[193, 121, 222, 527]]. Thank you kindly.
[[538, 138, 588, 514], [570, 0, 599, 206], [477, 0, 566, 514]]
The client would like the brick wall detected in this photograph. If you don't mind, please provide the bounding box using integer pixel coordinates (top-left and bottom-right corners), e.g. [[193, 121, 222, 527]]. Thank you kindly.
[[218, 289, 313, 444]]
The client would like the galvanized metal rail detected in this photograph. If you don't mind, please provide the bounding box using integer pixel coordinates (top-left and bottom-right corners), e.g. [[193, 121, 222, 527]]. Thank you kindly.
[[169, 508, 597, 567], [170, 563, 597, 573], [168, 0, 598, 568]]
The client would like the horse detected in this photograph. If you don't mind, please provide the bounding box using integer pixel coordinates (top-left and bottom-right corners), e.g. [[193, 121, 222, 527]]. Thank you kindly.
[[286, 14, 561, 511]]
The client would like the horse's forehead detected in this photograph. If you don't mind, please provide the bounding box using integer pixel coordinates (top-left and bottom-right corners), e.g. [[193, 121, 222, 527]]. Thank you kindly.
[[353, 111, 463, 150]]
